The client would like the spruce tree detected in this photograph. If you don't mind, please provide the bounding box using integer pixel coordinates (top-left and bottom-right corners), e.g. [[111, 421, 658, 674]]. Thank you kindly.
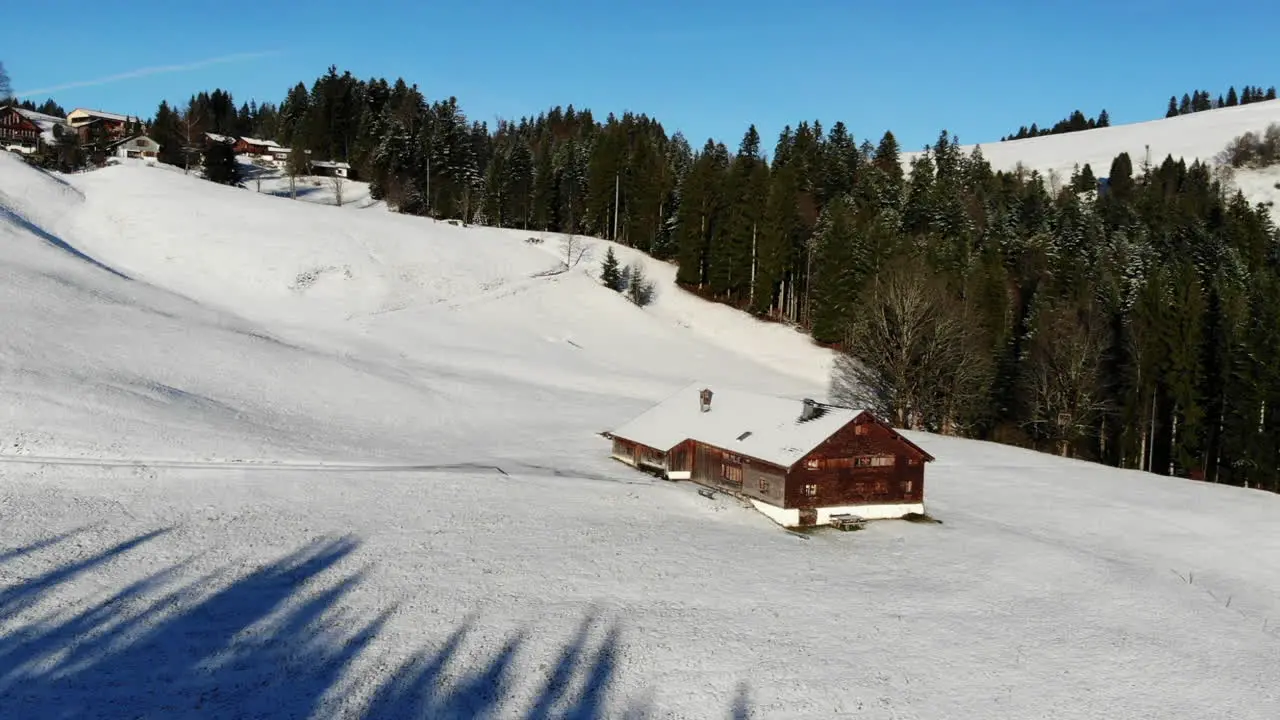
[[600, 246, 624, 292], [1226, 87, 1239, 106], [202, 140, 241, 185], [808, 194, 861, 343], [1166, 96, 1179, 118]]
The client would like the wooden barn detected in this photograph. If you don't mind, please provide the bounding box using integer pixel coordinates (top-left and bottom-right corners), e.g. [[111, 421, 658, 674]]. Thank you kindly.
[[605, 382, 935, 528]]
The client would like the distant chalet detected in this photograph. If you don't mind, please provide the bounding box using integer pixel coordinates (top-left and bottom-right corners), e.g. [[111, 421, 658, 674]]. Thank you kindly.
[[606, 383, 934, 528]]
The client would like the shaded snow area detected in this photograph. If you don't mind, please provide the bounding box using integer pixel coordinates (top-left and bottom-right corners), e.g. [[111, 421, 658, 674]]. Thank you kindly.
[[2, 151, 1280, 718], [235, 157, 379, 209], [905, 99, 1280, 210]]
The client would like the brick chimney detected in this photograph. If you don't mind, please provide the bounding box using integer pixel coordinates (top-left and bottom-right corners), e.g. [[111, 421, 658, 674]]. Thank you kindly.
[[699, 388, 713, 412]]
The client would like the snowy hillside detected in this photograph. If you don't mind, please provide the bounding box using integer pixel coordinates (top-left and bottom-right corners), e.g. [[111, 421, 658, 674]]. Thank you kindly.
[[907, 99, 1280, 210], [2, 152, 1279, 719]]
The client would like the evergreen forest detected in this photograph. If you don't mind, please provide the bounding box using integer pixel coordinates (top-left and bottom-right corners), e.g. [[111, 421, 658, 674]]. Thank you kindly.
[[35, 65, 1280, 492]]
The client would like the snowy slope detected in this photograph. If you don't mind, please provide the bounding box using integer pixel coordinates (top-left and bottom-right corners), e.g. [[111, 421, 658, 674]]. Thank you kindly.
[[2, 152, 1279, 719], [906, 99, 1280, 210]]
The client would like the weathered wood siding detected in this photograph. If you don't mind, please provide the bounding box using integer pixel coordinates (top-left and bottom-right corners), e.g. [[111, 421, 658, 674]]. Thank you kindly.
[[667, 440, 694, 474], [740, 462, 787, 506], [784, 415, 927, 510], [689, 442, 788, 498]]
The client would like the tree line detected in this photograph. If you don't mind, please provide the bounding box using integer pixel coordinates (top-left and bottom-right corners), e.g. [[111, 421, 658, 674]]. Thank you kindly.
[[1000, 109, 1110, 141], [1166, 86, 1277, 117], [149, 66, 1280, 492], [13, 60, 1280, 491]]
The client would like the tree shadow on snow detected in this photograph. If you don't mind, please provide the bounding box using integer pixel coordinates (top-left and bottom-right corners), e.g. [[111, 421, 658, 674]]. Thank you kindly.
[[0, 204, 131, 280], [0, 527, 752, 719]]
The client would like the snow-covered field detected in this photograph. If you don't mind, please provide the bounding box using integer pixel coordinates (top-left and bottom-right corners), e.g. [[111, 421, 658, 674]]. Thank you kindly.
[[2, 148, 1279, 719], [905, 99, 1280, 210]]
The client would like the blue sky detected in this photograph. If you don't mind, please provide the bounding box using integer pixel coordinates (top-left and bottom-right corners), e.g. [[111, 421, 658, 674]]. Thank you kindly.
[[6, 0, 1278, 152]]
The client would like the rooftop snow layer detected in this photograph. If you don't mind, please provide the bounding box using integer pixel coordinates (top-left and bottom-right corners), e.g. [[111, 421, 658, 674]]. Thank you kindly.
[[70, 108, 138, 123], [239, 136, 281, 148], [609, 381, 862, 467]]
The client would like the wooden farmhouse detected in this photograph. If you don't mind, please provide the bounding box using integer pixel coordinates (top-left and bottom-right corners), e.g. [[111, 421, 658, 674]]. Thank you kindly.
[[234, 136, 282, 157], [606, 382, 934, 528], [67, 108, 140, 140], [1, 106, 68, 153]]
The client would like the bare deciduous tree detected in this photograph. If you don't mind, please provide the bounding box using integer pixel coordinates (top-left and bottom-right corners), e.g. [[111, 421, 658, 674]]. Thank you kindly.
[[0, 61, 12, 100], [560, 233, 592, 270], [1023, 302, 1109, 457], [830, 255, 991, 433]]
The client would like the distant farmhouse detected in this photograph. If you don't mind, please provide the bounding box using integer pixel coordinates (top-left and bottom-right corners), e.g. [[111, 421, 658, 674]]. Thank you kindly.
[[107, 135, 160, 161], [201, 133, 353, 179], [67, 108, 142, 141], [0, 105, 70, 153], [606, 383, 934, 528]]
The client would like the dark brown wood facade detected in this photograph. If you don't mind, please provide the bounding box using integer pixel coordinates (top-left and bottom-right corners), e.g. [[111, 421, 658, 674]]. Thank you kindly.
[[609, 410, 933, 521], [785, 414, 929, 511], [0, 107, 41, 148]]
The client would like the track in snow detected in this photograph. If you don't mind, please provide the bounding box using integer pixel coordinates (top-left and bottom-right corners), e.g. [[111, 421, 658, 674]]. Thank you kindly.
[[0, 454, 510, 475]]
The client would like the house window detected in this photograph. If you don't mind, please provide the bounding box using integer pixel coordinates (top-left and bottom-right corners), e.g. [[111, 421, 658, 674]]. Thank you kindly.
[[805, 458, 820, 469], [721, 464, 742, 484], [758, 478, 770, 493], [803, 483, 818, 497], [854, 456, 894, 467], [904, 480, 913, 494], [855, 424, 867, 435]]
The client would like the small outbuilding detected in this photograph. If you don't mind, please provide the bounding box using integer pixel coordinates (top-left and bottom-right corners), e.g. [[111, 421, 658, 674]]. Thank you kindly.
[[108, 135, 161, 160], [605, 382, 934, 528]]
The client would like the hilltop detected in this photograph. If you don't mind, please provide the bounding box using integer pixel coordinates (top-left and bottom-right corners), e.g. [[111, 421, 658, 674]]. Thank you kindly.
[[905, 98, 1280, 209]]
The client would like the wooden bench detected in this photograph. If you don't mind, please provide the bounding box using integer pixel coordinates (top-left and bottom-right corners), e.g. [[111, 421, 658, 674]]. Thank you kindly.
[[829, 514, 867, 531]]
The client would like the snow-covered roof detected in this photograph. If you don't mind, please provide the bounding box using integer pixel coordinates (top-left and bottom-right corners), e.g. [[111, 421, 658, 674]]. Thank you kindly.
[[70, 108, 139, 123], [239, 136, 280, 148], [11, 107, 68, 144], [311, 160, 350, 169], [14, 108, 67, 126], [609, 382, 867, 468], [205, 132, 234, 144]]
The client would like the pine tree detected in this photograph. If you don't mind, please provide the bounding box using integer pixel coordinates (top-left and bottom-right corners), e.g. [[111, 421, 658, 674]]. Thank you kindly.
[[1166, 96, 1179, 118], [202, 140, 241, 185], [808, 194, 861, 343], [1097, 109, 1110, 127], [1226, 87, 1239, 106], [600, 246, 624, 292], [151, 100, 186, 167], [626, 261, 656, 306], [1268, 87, 1278, 101]]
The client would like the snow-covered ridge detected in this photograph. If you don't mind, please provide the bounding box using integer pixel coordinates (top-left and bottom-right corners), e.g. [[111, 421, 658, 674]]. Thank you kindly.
[[905, 99, 1280, 209]]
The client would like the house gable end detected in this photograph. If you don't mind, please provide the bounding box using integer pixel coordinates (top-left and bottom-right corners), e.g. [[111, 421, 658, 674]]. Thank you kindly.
[[797, 412, 934, 467]]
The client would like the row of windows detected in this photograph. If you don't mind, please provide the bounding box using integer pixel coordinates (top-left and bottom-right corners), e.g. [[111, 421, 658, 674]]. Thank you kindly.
[[799, 479, 914, 498], [805, 455, 896, 470]]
